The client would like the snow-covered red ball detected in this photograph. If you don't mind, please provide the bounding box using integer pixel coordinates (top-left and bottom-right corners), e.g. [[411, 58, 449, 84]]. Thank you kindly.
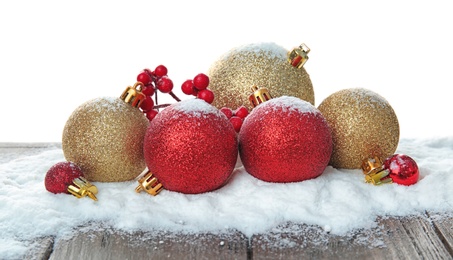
[[143, 99, 238, 194], [45, 161, 84, 194], [239, 96, 332, 183]]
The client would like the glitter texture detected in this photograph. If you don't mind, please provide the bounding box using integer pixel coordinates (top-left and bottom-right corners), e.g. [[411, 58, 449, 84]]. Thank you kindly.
[[207, 42, 314, 111], [239, 96, 332, 183], [44, 161, 83, 194], [317, 88, 399, 169], [143, 99, 238, 194], [62, 97, 149, 182]]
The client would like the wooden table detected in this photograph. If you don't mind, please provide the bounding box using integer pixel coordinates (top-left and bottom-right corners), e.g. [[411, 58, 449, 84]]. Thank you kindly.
[[3, 143, 452, 260]]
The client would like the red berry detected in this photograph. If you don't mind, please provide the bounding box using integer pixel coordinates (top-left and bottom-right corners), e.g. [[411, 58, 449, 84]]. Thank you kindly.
[[137, 72, 151, 85], [220, 107, 233, 119], [193, 73, 210, 90], [181, 80, 195, 95], [234, 106, 249, 119], [197, 89, 214, 104], [229, 116, 243, 133], [140, 96, 155, 112], [157, 77, 174, 93], [192, 88, 199, 96], [146, 109, 159, 121], [154, 65, 168, 77], [142, 85, 155, 96]]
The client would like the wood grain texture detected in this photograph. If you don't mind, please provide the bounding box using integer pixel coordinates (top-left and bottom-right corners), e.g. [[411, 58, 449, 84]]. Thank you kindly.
[[24, 236, 55, 260], [251, 215, 453, 260], [49, 227, 248, 260]]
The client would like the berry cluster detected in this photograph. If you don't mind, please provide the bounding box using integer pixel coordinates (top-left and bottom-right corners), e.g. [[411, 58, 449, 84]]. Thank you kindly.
[[220, 106, 249, 132], [181, 74, 214, 104], [136, 65, 175, 121], [135, 66, 214, 121]]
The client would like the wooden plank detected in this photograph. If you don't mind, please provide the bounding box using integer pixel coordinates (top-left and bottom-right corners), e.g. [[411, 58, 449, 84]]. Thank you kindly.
[[0, 143, 61, 164], [24, 236, 55, 260], [428, 212, 453, 256], [251, 215, 452, 260], [49, 227, 248, 260]]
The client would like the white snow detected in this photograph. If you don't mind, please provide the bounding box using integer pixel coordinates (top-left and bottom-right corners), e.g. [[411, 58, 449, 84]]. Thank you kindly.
[[1, 137, 453, 258]]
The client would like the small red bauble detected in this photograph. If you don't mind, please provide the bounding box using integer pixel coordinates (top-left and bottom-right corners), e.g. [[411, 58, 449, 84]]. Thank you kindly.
[[143, 99, 238, 194], [45, 161, 84, 194], [384, 154, 419, 186], [239, 96, 332, 183]]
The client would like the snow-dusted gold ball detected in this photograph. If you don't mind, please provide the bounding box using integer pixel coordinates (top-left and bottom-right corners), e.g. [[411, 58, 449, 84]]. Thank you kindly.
[[208, 42, 314, 110], [317, 88, 399, 169], [62, 97, 149, 182]]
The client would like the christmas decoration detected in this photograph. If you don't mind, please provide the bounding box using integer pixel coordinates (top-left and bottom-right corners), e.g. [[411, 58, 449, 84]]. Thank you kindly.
[[220, 106, 249, 133], [135, 168, 164, 196], [362, 154, 419, 186], [318, 88, 399, 169], [45, 161, 98, 200], [239, 96, 332, 183], [62, 97, 149, 182], [207, 42, 314, 111], [143, 99, 238, 194], [135, 66, 215, 121]]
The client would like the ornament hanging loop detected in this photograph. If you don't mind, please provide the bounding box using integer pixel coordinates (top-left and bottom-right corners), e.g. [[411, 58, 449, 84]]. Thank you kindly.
[[136, 169, 163, 196], [120, 82, 146, 108], [288, 43, 310, 68], [249, 85, 272, 108], [67, 177, 98, 201]]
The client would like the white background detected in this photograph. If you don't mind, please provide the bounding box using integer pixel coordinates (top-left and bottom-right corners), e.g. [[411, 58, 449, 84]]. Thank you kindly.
[[1, 0, 451, 142]]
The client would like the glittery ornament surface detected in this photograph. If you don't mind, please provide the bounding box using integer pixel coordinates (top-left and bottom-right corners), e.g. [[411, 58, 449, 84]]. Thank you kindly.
[[384, 154, 419, 185], [62, 97, 149, 182], [208, 42, 314, 111], [44, 161, 84, 194], [239, 96, 332, 183], [318, 88, 399, 169], [143, 99, 238, 194]]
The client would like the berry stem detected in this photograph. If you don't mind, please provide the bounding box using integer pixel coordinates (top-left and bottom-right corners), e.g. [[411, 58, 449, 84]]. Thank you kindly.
[[168, 91, 181, 102], [154, 104, 172, 109]]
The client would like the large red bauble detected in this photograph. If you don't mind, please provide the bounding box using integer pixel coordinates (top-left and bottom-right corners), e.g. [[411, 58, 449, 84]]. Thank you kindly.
[[384, 154, 419, 186], [239, 96, 332, 183], [45, 161, 84, 194], [143, 99, 238, 194]]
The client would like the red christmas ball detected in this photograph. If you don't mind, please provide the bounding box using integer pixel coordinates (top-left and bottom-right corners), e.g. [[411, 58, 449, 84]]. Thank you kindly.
[[384, 154, 419, 186], [45, 161, 84, 194], [143, 99, 238, 194], [239, 96, 332, 183]]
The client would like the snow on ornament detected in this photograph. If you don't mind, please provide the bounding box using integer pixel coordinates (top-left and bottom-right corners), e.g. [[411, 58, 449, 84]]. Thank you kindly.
[[318, 88, 399, 169], [143, 99, 238, 194], [239, 96, 332, 183], [208, 42, 314, 111]]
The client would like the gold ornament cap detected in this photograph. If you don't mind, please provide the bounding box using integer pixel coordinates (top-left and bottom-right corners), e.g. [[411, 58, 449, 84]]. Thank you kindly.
[[120, 82, 146, 108], [288, 43, 310, 68], [361, 157, 393, 185], [136, 169, 164, 196], [249, 86, 273, 108], [68, 177, 98, 201]]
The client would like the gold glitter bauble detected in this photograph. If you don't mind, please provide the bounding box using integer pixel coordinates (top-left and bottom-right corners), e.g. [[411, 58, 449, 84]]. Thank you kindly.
[[208, 42, 314, 110], [62, 97, 150, 182], [317, 88, 399, 169]]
